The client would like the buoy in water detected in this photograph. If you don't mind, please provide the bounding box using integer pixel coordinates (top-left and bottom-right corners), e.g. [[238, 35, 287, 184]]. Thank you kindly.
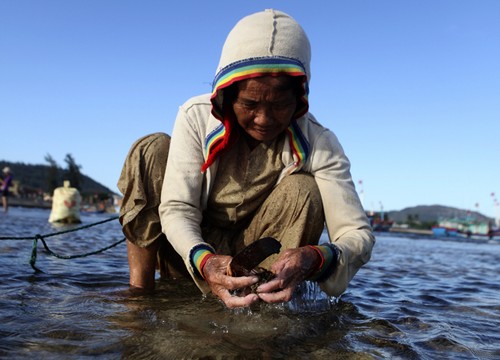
[[48, 180, 82, 224]]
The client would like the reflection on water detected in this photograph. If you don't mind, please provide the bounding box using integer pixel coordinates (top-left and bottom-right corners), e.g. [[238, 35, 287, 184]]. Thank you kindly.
[[116, 281, 342, 359], [0, 207, 499, 359]]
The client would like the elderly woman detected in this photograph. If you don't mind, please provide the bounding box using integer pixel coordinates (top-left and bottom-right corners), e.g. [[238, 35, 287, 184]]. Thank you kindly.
[[118, 9, 374, 308]]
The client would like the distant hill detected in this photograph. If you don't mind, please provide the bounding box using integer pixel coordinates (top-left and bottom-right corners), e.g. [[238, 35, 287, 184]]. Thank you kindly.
[[0, 160, 116, 197], [387, 205, 494, 223]]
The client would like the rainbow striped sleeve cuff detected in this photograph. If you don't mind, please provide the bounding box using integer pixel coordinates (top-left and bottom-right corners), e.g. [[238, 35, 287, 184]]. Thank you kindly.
[[189, 243, 216, 280], [308, 244, 340, 282]]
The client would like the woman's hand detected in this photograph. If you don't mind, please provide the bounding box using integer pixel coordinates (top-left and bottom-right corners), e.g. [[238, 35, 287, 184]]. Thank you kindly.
[[202, 254, 261, 308], [255, 246, 320, 303]]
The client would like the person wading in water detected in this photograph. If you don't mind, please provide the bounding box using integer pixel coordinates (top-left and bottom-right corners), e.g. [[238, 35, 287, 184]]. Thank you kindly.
[[118, 9, 374, 308]]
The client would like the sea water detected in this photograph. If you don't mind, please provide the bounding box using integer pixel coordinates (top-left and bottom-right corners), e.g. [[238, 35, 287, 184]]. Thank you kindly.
[[0, 207, 498, 359]]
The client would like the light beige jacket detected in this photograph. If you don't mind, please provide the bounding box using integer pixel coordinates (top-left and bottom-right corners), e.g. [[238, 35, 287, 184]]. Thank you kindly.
[[159, 9, 374, 296], [159, 94, 374, 296]]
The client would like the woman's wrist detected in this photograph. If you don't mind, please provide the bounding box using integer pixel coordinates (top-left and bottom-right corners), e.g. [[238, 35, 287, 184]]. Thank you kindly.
[[189, 243, 216, 280], [306, 244, 339, 282]]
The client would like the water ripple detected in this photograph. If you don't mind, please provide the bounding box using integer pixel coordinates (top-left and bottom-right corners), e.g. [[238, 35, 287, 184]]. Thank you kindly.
[[1, 210, 499, 358]]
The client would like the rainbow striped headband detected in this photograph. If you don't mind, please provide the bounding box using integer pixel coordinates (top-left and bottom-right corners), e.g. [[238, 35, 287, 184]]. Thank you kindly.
[[201, 56, 310, 172], [210, 56, 309, 120], [286, 119, 310, 166], [203, 119, 310, 167], [204, 123, 226, 159]]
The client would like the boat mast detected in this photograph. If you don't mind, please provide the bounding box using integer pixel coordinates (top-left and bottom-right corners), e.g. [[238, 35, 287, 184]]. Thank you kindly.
[[358, 180, 365, 209], [492, 192, 500, 227]]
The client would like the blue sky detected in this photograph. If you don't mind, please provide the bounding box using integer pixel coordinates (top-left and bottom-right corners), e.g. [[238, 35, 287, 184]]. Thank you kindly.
[[1, 1, 499, 219]]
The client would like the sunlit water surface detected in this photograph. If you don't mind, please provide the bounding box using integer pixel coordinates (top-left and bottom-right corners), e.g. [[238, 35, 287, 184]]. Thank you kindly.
[[0, 207, 499, 359]]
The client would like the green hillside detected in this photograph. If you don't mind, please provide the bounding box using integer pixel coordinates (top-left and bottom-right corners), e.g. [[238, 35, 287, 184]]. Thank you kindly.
[[387, 205, 493, 223], [0, 160, 116, 198]]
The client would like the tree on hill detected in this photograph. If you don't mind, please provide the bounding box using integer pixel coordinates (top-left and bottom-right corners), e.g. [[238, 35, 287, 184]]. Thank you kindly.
[[0, 159, 115, 197], [44, 154, 59, 195], [63, 154, 82, 191]]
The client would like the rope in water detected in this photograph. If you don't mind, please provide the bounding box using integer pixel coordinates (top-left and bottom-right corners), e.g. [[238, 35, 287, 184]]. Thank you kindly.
[[0, 216, 125, 273]]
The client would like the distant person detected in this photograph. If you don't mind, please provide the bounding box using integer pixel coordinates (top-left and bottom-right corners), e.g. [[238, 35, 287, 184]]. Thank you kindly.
[[1, 167, 13, 213], [118, 9, 374, 308]]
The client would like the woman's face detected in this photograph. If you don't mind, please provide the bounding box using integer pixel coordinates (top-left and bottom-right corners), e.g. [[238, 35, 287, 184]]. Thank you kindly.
[[232, 76, 297, 143]]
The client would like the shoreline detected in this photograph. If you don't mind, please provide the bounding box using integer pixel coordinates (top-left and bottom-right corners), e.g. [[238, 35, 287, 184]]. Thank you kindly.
[[10, 200, 492, 241], [6, 198, 117, 214], [7, 197, 52, 209], [7, 199, 434, 237], [388, 227, 433, 236]]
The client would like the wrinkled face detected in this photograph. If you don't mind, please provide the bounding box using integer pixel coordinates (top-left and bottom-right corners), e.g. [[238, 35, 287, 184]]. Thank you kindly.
[[232, 76, 298, 143]]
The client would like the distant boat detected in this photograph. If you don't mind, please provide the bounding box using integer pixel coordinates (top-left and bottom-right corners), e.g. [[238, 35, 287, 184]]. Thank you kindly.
[[81, 208, 106, 215], [80, 202, 117, 215], [432, 217, 500, 240], [367, 213, 394, 232], [80, 203, 106, 214]]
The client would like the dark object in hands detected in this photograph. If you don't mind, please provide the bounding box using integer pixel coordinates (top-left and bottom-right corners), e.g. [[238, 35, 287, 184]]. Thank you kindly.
[[228, 237, 282, 293], [228, 237, 281, 277]]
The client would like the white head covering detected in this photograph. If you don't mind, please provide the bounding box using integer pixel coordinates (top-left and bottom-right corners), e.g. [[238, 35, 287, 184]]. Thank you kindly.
[[215, 9, 311, 80], [201, 9, 312, 172], [211, 9, 311, 119]]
